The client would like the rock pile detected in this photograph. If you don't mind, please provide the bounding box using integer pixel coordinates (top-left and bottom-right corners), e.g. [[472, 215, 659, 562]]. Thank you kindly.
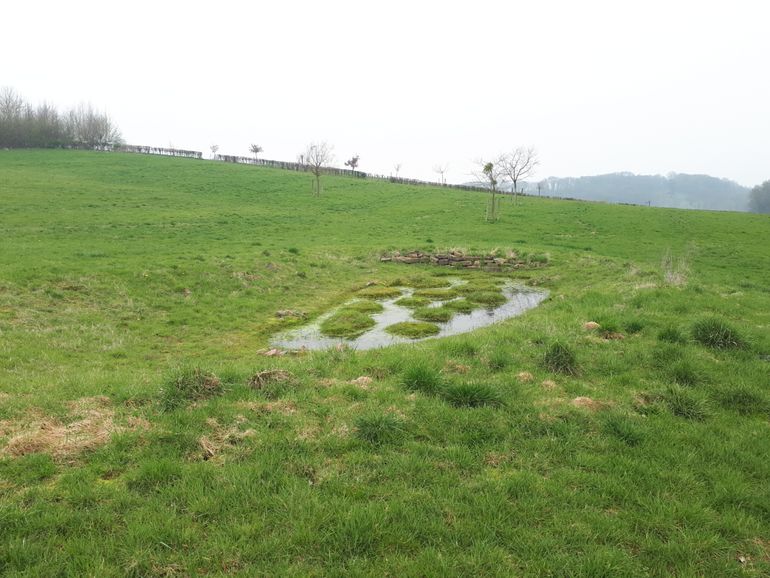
[[380, 250, 543, 271]]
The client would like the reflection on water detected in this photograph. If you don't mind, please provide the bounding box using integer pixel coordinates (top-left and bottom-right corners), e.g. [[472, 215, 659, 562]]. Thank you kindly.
[[272, 283, 548, 351]]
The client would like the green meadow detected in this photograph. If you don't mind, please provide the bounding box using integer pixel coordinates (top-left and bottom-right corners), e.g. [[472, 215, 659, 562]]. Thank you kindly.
[[1, 149, 769, 576]]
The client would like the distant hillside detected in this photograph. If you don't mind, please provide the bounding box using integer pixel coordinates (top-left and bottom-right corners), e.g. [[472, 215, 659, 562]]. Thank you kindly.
[[520, 172, 750, 211]]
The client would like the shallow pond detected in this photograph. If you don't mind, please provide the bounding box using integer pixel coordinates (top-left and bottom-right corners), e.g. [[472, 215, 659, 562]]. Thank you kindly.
[[272, 283, 548, 351]]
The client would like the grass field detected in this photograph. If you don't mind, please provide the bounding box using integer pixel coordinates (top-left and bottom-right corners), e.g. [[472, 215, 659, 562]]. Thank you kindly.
[[1, 149, 769, 576]]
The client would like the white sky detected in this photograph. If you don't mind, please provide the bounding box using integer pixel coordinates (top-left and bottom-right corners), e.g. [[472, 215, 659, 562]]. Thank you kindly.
[[3, 0, 769, 186]]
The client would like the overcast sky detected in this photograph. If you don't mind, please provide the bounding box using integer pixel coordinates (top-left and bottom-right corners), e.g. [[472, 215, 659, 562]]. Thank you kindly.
[[4, 0, 769, 186]]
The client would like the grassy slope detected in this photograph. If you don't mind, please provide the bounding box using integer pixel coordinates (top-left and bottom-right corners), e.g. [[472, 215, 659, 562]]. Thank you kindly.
[[1, 149, 769, 576]]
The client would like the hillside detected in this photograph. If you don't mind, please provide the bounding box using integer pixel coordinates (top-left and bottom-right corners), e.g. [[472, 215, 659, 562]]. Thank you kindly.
[[1, 149, 769, 576], [523, 172, 750, 211]]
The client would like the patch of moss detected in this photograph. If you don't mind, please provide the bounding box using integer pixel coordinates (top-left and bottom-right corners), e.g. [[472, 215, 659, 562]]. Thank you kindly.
[[320, 310, 375, 338], [386, 321, 441, 339], [394, 296, 432, 308], [357, 286, 403, 300], [465, 290, 507, 307], [413, 306, 454, 323]]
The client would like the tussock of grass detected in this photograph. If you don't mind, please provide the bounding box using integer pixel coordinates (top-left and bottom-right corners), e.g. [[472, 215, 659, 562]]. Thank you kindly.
[[444, 298, 475, 313], [320, 310, 375, 338], [669, 359, 705, 386], [413, 306, 453, 323], [543, 342, 578, 375], [356, 286, 403, 300], [692, 317, 747, 350], [343, 300, 384, 314], [659, 326, 686, 344], [388, 276, 451, 289], [663, 385, 709, 420], [464, 290, 507, 307], [385, 321, 440, 339], [400, 363, 443, 395], [354, 414, 407, 445], [602, 413, 645, 446], [394, 296, 431, 308], [412, 288, 458, 300], [716, 385, 770, 416], [440, 339, 479, 357], [442, 383, 502, 408], [487, 349, 509, 372], [161, 367, 222, 410]]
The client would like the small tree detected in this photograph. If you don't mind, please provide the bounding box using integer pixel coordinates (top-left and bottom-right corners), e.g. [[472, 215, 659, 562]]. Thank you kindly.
[[304, 142, 334, 196], [393, 163, 402, 178], [433, 164, 449, 185], [249, 143, 263, 162], [344, 154, 360, 172], [749, 180, 770, 214], [473, 157, 506, 222], [537, 179, 547, 197], [210, 144, 219, 159], [500, 146, 538, 204]]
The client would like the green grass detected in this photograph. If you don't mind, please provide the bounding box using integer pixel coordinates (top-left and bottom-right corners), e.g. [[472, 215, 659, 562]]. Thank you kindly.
[[413, 306, 454, 323], [319, 309, 376, 338], [385, 321, 441, 338], [393, 295, 432, 308], [0, 149, 769, 576], [692, 316, 747, 349]]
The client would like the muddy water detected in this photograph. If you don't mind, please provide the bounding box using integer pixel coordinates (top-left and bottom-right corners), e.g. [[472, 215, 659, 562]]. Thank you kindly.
[[272, 283, 548, 351]]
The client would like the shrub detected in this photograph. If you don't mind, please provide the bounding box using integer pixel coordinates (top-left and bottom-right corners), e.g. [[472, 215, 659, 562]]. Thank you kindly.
[[354, 414, 406, 445], [442, 383, 502, 408], [161, 367, 222, 410], [663, 385, 709, 420], [400, 363, 443, 395], [543, 342, 578, 375], [692, 317, 746, 350]]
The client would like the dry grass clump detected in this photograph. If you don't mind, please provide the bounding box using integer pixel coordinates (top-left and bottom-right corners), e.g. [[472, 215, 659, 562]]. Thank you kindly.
[[248, 369, 295, 389], [0, 396, 148, 462], [198, 417, 256, 461]]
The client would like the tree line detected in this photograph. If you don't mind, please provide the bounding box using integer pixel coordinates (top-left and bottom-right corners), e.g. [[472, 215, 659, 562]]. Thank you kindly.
[[0, 87, 121, 149]]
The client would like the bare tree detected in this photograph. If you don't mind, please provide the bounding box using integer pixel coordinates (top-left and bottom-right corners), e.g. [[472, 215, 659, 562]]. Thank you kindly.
[[65, 103, 122, 148], [304, 141, 334, 196], [433, 163, 449, 185], [393, 163, 402, 178], [472, 156, 507, 222], [344, 154, 360, 172], [249, 143, 263, 161], [210, 144, 219, 159], [500, 146, 539, 204], [537, 179, 547, 197]]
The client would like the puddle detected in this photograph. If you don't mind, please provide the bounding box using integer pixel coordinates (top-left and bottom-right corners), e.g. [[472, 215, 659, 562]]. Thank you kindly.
[[272, 282, 548, 351]]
